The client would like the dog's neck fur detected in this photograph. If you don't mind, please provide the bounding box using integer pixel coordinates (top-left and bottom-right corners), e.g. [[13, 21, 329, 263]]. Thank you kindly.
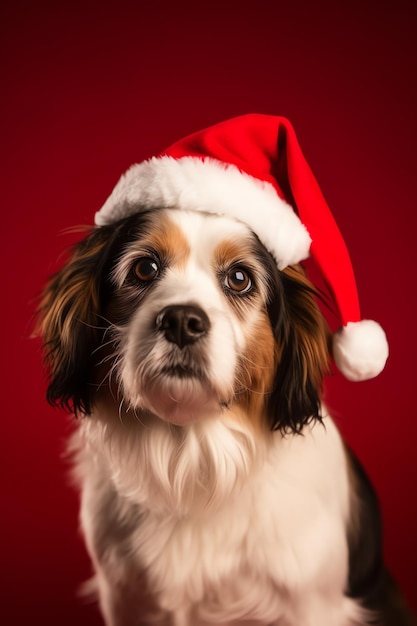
[[74, 402, 367, 625], [79, 393, 269, 518]]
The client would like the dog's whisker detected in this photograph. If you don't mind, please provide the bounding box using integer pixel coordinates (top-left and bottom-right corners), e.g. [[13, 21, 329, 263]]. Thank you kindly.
[[90, 337, 119, 356], [96, 370, 114, 393], [238, 354, 272, 371], [131, 406, 148, 428], [92, 344, 119, 364], [96, 353, 118, 367], [95, 355, 123, 398], [75, 317, 116, 332], [95, 313, 116, 326], [117, 397, 126, 423]]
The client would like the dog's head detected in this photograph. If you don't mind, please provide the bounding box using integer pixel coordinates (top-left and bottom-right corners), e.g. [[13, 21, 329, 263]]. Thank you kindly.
[[38, 208, 330, 433]]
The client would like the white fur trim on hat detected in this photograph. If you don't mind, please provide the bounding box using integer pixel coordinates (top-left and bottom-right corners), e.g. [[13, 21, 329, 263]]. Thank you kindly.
[[95, 156, 312, 269], [332, 320, 389, 381]]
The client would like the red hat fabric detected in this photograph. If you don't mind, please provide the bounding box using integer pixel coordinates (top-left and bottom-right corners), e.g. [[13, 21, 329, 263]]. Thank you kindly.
[[95, 114, 388, 381]]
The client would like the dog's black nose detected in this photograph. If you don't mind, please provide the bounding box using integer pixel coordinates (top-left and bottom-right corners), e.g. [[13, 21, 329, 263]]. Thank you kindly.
[[157, 305, 210, 348]]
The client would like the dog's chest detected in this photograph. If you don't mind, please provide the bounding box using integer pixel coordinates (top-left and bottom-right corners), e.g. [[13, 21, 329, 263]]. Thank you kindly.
[[131, 475, 278, 621], [127, 426, 350, 621], [80, 416, 350, 623]]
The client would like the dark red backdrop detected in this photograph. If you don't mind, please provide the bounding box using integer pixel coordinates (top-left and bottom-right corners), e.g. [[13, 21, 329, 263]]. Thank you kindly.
[[2, 1, 416, 623]]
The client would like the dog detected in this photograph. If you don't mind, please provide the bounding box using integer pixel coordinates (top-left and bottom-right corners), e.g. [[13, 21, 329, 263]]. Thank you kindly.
[[37, 115, 412, 625]]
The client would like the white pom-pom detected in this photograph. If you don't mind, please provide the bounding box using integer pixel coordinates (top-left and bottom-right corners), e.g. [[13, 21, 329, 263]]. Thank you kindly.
[[332, 320, 389, 381]]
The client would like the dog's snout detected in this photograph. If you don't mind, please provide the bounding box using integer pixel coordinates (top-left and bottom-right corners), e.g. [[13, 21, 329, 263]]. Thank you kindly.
[[157, 305, 210, 348]]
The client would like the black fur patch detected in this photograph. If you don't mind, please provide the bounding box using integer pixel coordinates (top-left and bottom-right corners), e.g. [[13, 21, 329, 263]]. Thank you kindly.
[[346, 448, 415, 625]]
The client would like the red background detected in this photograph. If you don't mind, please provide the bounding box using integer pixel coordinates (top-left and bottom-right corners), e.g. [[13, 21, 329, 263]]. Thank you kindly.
[[2, 1, 416, 623]]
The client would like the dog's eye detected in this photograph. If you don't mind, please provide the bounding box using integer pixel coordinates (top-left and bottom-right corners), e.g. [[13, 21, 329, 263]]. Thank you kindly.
[[133, 257, 160, 282], [224, 268, 252, 294]]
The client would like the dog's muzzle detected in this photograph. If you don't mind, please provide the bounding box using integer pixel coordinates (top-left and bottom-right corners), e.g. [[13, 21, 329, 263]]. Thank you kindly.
[[123, 302, 234, 424]]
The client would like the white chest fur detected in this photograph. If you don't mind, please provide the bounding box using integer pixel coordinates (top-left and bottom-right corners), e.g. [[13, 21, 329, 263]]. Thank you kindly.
[[76, 412, 361, 625]]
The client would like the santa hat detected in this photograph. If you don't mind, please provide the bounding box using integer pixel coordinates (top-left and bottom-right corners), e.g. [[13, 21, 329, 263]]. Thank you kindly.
[[95, 114, 388, 381]]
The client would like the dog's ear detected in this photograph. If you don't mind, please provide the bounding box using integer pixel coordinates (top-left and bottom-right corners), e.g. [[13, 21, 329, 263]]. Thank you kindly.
[[268, 265, 331, 433], [36, 223, 125, 415]]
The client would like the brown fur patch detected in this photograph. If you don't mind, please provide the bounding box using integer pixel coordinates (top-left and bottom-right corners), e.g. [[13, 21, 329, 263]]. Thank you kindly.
[[213, 237, 276, 431], [233, 311, 277, 432], [35, 223, 127, 414], [37, 230, 106, 370], [140, 212, 190, 269], [214, 238, 255, 269]]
